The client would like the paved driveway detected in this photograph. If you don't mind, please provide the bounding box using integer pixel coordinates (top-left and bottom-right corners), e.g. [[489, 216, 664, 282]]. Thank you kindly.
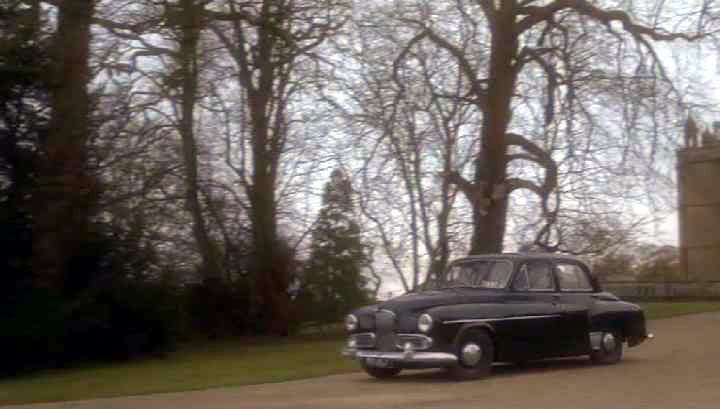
[[9, 312, 720, 409]]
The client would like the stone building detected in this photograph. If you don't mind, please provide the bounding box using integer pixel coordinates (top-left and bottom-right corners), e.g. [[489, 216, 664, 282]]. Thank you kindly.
[[677, 143, 720, 280]]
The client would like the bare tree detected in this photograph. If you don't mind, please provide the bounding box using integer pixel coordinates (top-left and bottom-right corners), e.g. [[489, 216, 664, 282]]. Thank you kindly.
[[89, 76, 196, 280], [325, 8, 481, 291], [175, 0, 225, 283], [90, 0, 228, 283], [353, 0, 719, 258], [207, 0, 351, 334], [32, 0, 98, 289]]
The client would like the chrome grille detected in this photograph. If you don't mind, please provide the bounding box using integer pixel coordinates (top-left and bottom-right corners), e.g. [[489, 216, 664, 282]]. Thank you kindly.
[[351, 333, 376, 348], [375, 309, 397, 351], [395, 334, 433, 350], [358, 314, 374, 330]]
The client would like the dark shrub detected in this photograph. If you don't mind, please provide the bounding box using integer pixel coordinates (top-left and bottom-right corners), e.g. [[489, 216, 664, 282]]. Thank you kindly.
[[0, 288, 65, 376], [61, 278, 186, 362], [0, 223, 187, 376], [185, 278, 253, 337], [57, 226, 187, 362]]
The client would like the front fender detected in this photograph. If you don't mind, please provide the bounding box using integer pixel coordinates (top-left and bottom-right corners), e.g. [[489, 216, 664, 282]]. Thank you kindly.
[[589, 300, 647, 342], [451, 322, 496, 350]]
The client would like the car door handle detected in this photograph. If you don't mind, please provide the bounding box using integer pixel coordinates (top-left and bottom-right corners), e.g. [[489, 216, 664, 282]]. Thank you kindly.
[[552, 295, 560, 305]]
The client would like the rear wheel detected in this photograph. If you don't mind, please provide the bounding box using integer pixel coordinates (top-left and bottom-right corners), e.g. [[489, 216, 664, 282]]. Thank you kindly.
[[360, 361, 402, 379], [590, 331, 623, 364], [448, 329, 494, 381]]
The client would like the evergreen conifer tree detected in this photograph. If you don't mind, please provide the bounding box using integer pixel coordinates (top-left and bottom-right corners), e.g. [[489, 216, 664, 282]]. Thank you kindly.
[[298, 169, 370, 323]]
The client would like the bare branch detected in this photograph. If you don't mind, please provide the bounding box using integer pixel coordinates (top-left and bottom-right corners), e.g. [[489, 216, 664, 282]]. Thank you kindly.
[[518, 0, 709, 41], [396, 25, 489, 111]]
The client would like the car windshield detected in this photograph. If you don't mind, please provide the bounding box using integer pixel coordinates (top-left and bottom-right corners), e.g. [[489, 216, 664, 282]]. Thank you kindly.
[[426, 259, 514, 290]]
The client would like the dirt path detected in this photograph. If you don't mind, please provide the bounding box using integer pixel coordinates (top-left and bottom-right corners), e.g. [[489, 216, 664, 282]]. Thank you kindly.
[[9, 312, 720, 409]]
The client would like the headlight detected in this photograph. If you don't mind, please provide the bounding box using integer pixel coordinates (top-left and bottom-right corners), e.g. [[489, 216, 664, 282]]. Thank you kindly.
[[418, 313, 433, 333], [345, 314, 358, 331]]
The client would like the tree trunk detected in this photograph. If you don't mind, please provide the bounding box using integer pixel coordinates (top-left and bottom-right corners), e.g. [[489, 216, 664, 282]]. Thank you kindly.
[[32, 0, 96, 290], [430, 171, 452, 276], [248, 86, 289, 335], [244, 3, 292, 335], [470, 3, 518, 255], [177, 0, 224, 283]]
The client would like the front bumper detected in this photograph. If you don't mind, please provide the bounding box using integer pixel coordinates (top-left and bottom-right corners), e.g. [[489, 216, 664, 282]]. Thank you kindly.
[[342, 347, 458, 366], [628, 332, 655, 347]]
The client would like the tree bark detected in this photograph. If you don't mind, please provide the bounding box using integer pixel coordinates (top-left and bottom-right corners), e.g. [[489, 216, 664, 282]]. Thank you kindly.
[[32, 0, 96, 290], [470, 1, 519, 255]]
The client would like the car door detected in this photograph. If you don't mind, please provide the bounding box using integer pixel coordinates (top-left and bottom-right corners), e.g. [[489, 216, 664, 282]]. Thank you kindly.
[[552, 261, 594, 355], [500, 260, 565, 360]]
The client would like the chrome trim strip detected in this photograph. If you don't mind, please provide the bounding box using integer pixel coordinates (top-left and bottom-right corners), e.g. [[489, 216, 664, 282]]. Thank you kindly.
[[396, 333, 433, 340], [352, 332, 376, 336], [344, 349, 458, 365], [442, 314, 561, 325]]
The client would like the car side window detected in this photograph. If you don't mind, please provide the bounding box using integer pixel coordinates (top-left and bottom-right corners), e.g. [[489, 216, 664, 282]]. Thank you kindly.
[[556, 263, 593, 291], [482, 261, 513, 288], [513, 261, 555, 291]]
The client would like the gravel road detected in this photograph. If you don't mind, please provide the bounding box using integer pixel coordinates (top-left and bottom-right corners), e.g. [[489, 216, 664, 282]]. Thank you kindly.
[[9, 312, 720, 409]]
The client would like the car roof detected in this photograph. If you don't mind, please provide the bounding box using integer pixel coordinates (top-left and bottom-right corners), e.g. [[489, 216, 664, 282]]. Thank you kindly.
[[451, 253, 586, 264]]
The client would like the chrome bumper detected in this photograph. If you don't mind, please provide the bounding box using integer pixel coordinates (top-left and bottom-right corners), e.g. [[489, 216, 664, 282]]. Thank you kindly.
[[592, 331, 655, 349], [342, 348, 458, 365], [628, 332, 654, 347]]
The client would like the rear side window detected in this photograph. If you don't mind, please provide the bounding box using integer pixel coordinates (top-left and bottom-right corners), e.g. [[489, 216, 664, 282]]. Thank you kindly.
[[482, 261, 513, 288], [556, 263, 593, 291], [513, 261, 555, 291]]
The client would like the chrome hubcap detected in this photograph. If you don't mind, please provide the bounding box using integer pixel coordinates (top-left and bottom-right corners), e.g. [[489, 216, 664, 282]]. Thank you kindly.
[[602, 333, 616, 352], [461, 342, 482, 366]]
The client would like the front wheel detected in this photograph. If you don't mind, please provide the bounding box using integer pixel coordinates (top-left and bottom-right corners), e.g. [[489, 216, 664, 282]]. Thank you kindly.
[[360, 361, 402, 379], [447, 329, 494, 381], [590, 331, 623, 364]]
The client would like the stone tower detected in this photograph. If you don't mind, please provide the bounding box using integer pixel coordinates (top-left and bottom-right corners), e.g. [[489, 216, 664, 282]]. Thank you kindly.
[[677, 144, 720, 280]]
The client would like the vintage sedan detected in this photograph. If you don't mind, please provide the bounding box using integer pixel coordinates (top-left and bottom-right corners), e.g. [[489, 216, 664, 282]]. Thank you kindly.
[[342, 253, 653, 380]]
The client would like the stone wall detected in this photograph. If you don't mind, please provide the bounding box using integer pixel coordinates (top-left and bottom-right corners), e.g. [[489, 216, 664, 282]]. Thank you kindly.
[[603, 281, 720, 301], [677, 145, 720, 280]]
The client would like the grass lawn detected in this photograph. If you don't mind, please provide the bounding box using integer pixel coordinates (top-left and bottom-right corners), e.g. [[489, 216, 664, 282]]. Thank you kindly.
[[2, 302, 720, 405], [639, 302, 720, 320], [0, 332, 356, 405]]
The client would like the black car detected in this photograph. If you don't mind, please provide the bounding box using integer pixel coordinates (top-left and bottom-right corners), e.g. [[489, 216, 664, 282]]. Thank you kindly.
[[342, 253, 653, 380]]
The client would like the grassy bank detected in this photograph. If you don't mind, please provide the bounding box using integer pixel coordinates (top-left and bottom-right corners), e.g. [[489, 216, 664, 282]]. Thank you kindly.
[[3, 302, 720, 405]]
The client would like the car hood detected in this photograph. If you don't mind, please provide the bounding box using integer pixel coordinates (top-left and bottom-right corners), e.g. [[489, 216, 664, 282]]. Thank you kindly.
[[375, 289, 505, 314]]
